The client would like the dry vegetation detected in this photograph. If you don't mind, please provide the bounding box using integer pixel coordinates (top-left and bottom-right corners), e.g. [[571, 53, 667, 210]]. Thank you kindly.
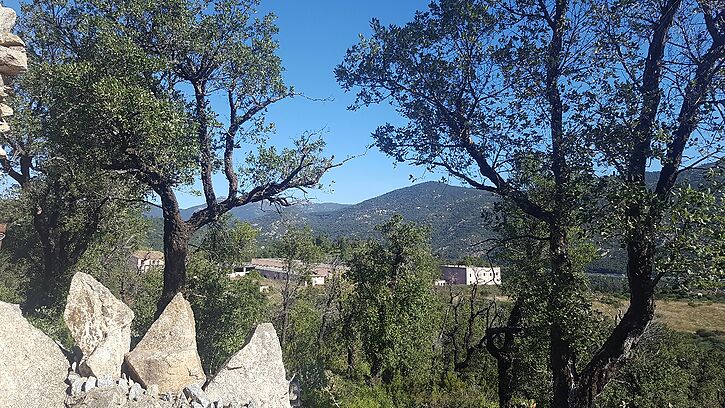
[[593, 297, 725, 335]]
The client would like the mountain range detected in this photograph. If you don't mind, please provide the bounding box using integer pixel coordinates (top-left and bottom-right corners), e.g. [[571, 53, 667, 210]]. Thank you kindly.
[[145, 162, 722, 268], [147, 181, 499, 260]]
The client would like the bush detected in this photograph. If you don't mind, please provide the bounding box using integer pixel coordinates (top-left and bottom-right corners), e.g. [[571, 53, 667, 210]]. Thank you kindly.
[[187, 256, 268, 375]]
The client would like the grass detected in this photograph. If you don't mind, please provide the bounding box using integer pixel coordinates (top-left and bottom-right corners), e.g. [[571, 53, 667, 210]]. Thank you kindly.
[[592, 295, 725, 336]]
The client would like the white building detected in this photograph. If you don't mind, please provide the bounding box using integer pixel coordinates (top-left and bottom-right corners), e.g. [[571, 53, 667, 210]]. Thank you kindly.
[[130, 250, 164, 273], [234, 258, 345, 286], [439, 264, 501, 285]]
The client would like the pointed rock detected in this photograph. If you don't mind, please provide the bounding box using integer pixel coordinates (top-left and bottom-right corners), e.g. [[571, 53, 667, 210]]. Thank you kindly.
[[64, 272, 134, 378], [205, 323, 290, 408], [0, 302, 69, 408], [125, 293, 206, 394]]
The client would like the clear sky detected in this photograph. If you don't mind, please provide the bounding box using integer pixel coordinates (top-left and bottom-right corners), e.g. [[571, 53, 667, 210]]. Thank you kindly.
[[249, 0, 440, 205], [4, 0, 440, 207]]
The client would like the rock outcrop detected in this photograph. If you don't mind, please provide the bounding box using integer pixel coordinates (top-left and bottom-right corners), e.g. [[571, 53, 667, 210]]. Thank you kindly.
[[205, 323, 291, 408], [65, 371, 254, 408], [1, 269, 292, 407], [0, 4, 26, 133], [64, 272, 135, 378], [124, 293, 206, 394], [0, 302, 69, 408]]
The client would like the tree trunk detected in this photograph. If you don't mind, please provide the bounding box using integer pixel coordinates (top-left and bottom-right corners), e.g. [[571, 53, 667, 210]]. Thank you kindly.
[[24, 211, 73, 310], [155, 185, 191, 317], [485, 300, 523, 408], [497, 356, 514, 408], [549, 225, 577, 408], [551, 322, 576, 407], [569, 226, 656, 407]]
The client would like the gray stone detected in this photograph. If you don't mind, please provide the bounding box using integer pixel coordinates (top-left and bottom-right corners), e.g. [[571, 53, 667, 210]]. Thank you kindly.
[[84, 376, 98, 392], [0, 302, 69, 408], [184, 383, 211, 407], [118, 377, 129, 390], [64, 272, 135, 379], [97, 374, 114, 388], [0, 32, 23, 46], [0, 7, 16, 32], [68, 371, 82, 385], [0, 45, 26, 75], [125, 293, 205, 394], [0, 102, 13, 116], [66, 386, 127, 408], [129, 381, 144, 401], [72, 377, 87, 397], [147, 384, 160, 398], [204, 323, 290, 408]]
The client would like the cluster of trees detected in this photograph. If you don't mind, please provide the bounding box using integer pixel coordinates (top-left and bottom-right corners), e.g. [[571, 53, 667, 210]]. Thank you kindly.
[[336, 0, 724, 406], [0, 0, 723, 407], [257, 219, 725, 408], [1, 0, 334, 317]]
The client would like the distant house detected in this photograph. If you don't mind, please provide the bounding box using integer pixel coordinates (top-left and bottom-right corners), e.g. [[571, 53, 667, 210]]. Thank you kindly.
[[440, 264, 501, 285], [228, 265, 253, 280], [235, 258, 345, 286], [0, 223, 6, 250], [130, 250, 164, 273]]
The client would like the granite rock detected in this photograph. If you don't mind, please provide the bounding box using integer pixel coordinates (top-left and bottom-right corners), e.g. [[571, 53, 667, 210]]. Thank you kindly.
[[0, 301, 69, 408], [205, 323, 289, 408], [64, 272, 134, 378], [125, 293, 206, 394]]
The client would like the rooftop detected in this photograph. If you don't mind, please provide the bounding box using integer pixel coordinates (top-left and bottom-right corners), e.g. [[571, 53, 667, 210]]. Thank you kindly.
[[131, 250, 164, 261], [248, 258, 347, 278]]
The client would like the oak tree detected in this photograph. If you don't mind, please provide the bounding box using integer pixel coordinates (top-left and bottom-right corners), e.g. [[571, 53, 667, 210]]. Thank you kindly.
[[22, 0, 335, 314]]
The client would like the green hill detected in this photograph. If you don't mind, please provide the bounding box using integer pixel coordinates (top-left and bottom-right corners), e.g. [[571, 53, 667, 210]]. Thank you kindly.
[[144, 162, 722, 266]]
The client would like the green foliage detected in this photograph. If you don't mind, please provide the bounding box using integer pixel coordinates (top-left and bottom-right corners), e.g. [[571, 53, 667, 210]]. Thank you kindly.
[[596, 325, 725, 408], [129, 267, 163, 343], [347, 215, 438, 386], [272, 225, 324, 267], [187, 256, 268, 375], [25, 306, 74, 350], [429, 371, 498, 408], [197, 216, 258, 268], [186, 219, 268, 374]]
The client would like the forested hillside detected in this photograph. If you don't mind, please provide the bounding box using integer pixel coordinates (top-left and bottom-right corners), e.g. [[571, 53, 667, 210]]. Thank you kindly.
[[147, 165, 722, 266]]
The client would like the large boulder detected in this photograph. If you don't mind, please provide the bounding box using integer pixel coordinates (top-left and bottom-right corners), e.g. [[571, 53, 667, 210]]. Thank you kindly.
[[64, 272, 135, 378], [0, 302, 69, 408], [0, 4, 26, 135], [124, 293, 206, 394], [205, 323, 290, 408]]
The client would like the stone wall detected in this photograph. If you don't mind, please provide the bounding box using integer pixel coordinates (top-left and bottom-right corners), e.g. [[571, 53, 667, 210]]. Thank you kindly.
[[0, 3, 26, 136], [0, 272, 293, 408]]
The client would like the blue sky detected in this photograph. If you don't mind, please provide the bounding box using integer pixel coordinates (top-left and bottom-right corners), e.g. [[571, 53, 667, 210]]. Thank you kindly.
[[248, 0, 439, 205], [5, 0, 443, 207]]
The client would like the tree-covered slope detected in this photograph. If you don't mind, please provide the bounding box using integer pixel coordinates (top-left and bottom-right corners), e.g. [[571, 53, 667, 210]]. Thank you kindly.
[[145, 163, 722, 265], [254, 181, 498, 260]]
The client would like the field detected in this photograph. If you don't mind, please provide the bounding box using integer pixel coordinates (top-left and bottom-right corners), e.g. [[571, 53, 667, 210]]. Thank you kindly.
[[593, 296, 725, 336]]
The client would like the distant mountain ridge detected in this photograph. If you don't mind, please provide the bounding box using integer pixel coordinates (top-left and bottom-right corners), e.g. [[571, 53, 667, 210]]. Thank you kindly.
[[144, 181, 498, 260], [252, 182, 499, 259], [145, 200, 349, 220], [144, 162, 722, 264]]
